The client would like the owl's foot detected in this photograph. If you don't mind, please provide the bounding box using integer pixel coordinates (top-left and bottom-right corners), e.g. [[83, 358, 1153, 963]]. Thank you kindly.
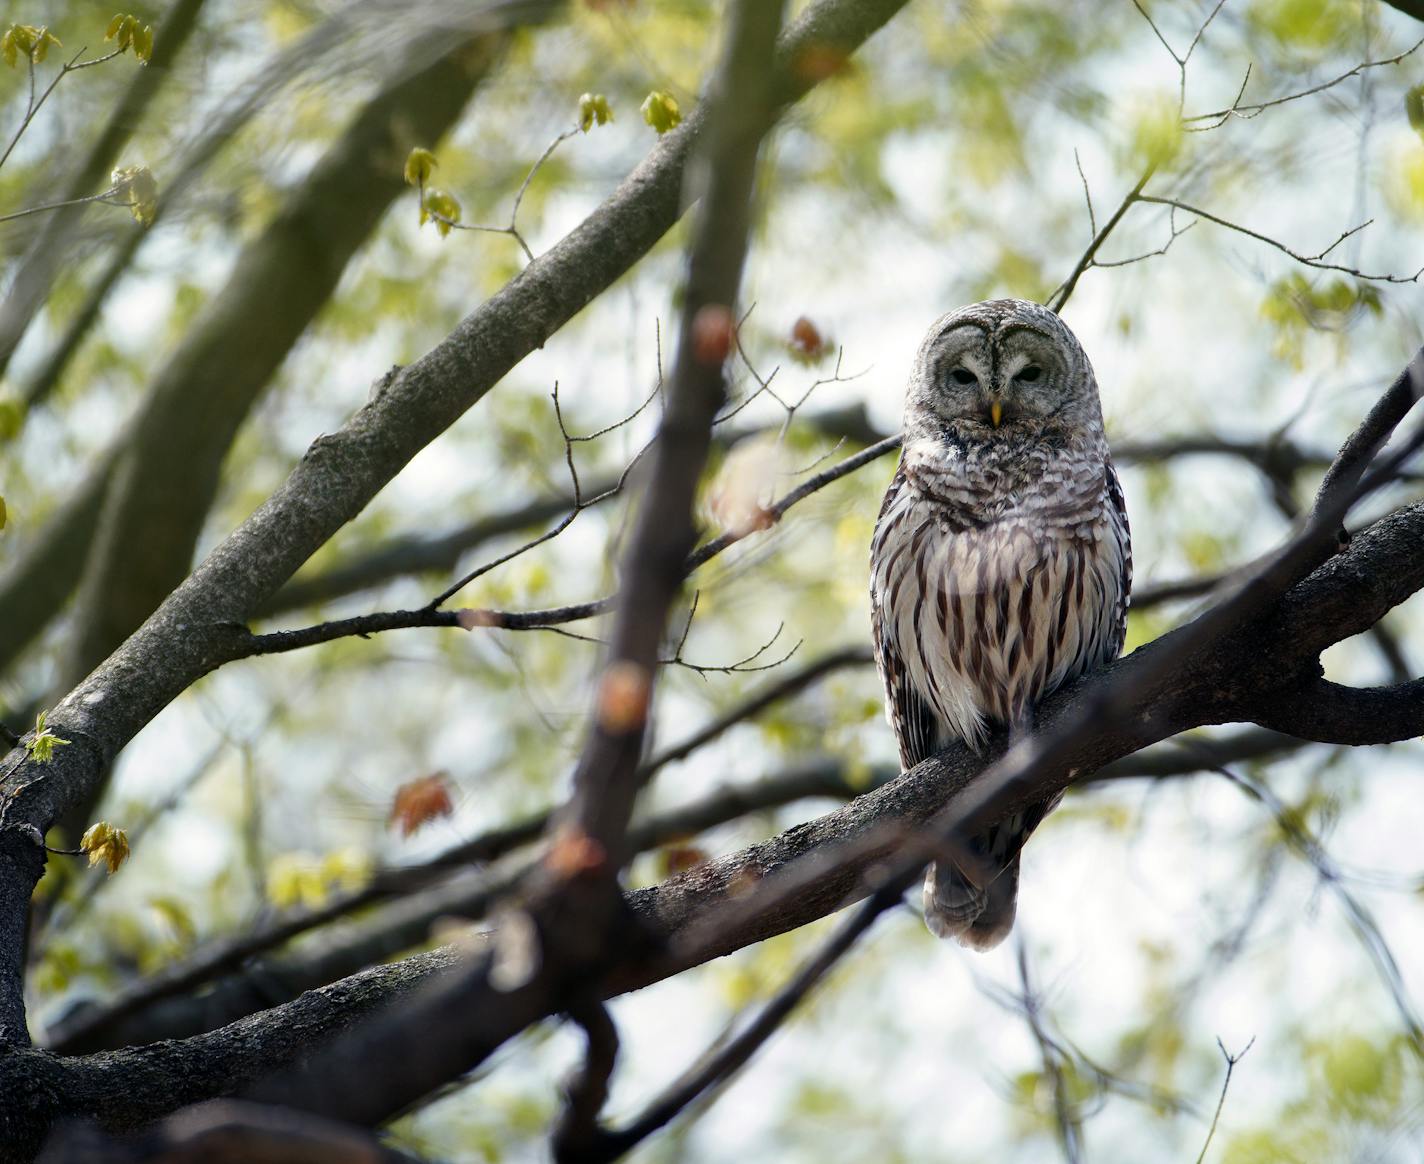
[[922, 856, 1020, 951]]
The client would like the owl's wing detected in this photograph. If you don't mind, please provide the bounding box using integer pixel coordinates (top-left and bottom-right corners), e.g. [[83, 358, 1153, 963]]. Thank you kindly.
[[1104, 454, 1133, 656], [870, 466, 939, 770]]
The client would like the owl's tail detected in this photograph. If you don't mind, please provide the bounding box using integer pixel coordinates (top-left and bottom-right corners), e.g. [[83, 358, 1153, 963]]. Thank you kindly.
[[922, 856, 1019, 950]]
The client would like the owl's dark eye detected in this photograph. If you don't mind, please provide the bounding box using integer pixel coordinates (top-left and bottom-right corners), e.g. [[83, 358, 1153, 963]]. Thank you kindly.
[[950, 368, 976, 386], [1015, 365, 1042, 383]]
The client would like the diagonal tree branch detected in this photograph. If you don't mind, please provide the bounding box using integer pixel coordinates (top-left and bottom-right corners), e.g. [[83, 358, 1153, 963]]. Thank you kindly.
[[13, 473, 1421, 1145], [0, 0, 912, 1093]]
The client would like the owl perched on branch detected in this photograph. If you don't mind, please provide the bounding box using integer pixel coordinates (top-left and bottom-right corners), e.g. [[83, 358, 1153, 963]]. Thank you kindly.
[[869, 299, 1131, 949]]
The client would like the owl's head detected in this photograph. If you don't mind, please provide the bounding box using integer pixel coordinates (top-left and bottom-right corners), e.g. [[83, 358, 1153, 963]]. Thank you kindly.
[[903, 299, 1105, 452]]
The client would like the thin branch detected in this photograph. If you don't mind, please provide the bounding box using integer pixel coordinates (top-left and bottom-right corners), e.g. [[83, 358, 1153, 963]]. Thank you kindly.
[[422, 126, 580, 261], [1092, 208, 1196, 268], [1220, 766, 1424, 1055], [237, 609, 463, 656], [1186, 35, 1424, 127], [578, 886, 896, 1162], [482, 434, 902, 633], [662, 619, 803, 677], [0, 184, 130, 225], [1129, 0, 1227, 113], [1046, 164, 1156, 313], [0, 47, 126, 173], [1135, 196, 1423, 283], [1073, 148, 1096, 236], [1193, 1037, 1255, 1164], [1016, 944, 1085, 1163], [426, 377, 661, 610]]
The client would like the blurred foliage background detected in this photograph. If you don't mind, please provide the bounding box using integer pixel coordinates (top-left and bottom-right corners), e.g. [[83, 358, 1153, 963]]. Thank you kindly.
[[3, 0, 1424, 1160]]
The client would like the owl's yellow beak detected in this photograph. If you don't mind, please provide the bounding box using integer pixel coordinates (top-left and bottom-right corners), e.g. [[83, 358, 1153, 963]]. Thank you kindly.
[[989, 400, 1003, 428]]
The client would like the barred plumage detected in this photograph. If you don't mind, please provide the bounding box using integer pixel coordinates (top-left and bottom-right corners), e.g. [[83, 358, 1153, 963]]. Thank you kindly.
[[870, 299, 1130, 949]]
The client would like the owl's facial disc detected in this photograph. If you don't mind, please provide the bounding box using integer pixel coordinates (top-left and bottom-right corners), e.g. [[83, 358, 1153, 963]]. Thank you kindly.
[[926, 323, 1069, 434]]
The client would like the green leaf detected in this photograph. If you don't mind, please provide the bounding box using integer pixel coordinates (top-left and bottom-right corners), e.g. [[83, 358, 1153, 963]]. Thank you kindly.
[[2, 25, 58, 66], [578, 92, 613, 132], [79, 820, 131, 873], [32, 27, 60, 62], [420, 187, 461, 237], [640, 90, 681, 134], [111, 165, 158, 226], [28, 710, 71, 764], [403, 146, 438, 187]]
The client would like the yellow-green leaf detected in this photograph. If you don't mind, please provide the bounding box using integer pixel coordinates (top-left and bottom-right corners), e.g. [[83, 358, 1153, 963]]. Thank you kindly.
[[79, 821, 130, 874], [578, 92, 613, 132], [3, 25, 58, 66], [112, 165, 158, 226], [403, 146, 437, 187], [640, 90, 681, 135], [32, 27, 60, 62], [421, 187, 461, 237], [28, 710, 71, 764]]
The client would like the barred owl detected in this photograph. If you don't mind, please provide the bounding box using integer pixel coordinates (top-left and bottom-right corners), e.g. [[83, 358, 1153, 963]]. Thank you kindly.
[[869, 299, 1131, 949]]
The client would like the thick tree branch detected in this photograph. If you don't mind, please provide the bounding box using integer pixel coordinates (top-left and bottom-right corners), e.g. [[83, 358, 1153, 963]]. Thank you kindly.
[[0, 0, 913, 852], [49, 723, 1310, 1054], [1, 950, 460, 1164], [224, 358, 1424, 1129], [54, 25, 515, 715], [1249, 677, 1424, 745], [39, 1100, 427, 1164]]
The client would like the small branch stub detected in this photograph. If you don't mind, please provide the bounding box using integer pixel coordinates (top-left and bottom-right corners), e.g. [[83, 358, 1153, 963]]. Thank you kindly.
[[595, 660, 652, 735], [544, 824, 608, 881], [692, 305, 737, 366]]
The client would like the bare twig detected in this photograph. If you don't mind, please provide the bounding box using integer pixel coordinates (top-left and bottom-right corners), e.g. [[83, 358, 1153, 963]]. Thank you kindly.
[[1220, 766, 1424, 1055], [1135, 196, 1422, 283], [1073, 149, 1096, 237], [1016, 944, 1085, 1163], [421, 126, 580, 261], [475, 434, 902, 633], [1129, 0, 1228, 113], [0, 182, 134, 225], [1193, 1037, 1255, 1164], [1047, 165, 1157, 313], [1, 46, 127, 173], [426, 376, 661, 610], [1186, 36, 1424, 128], [578, 886, 895, 1162]]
